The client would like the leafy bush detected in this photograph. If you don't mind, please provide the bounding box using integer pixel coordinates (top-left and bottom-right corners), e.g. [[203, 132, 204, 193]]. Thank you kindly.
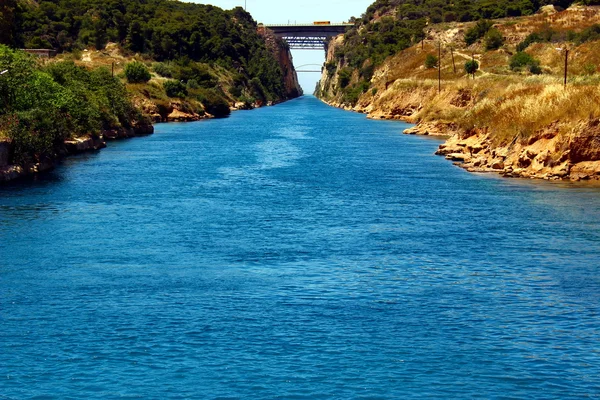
[[464, 20, 493, 46], [517, 32, 542, 52], [338, 67, 353, 89], [529, 62, 542, 75], [325, 61, 337, 77], [425, 54, 439, 69], [11, 0, 290, 103], [0, 46, 142, 164], [583, 63, 597, 75], [186, 79, 200, 90], [570, 24, 600, 44], [464, 59, 479, 76], [484, 28, 504, 50], [163, 80, 188, 98], [360, 63, 375, 80], [197, 88, 230, 118], [229, 85, 243, 98], [125, 61, 151, 83], [153, 62, 173, 78], [510, 52, 541, 73]]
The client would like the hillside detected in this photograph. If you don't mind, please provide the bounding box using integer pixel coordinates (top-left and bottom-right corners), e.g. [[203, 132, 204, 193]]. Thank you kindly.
[[0, 0, 302, 182], [317, 1, 600, 181]]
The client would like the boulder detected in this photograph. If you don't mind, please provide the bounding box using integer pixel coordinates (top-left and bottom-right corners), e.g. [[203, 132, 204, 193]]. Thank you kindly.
[[446, 153, 469, 162], [490, 159, 505, 170]]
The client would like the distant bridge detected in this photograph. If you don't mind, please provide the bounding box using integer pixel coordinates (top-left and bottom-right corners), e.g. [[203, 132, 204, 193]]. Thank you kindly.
[[263, 23, 352, 51], [295, 64, 323, 73]]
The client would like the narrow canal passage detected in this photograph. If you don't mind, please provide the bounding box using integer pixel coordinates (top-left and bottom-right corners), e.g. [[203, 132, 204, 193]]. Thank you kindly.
[[1, 96, 599, 398]]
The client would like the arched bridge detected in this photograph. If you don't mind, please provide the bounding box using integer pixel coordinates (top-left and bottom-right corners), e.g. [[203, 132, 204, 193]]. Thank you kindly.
[[295, 64, 323, 73], [263, 23, 353, 51]]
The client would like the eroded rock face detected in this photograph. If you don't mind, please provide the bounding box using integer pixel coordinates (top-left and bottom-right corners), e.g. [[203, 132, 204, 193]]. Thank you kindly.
[[569, 119, 600, 163], [64, 136, 106, 153], [425, 120, 600, 181], [258, 28, 303, 99]]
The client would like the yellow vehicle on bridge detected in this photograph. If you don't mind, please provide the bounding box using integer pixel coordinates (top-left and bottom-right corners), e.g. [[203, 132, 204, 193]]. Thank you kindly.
[[313, 21, 331, 25]]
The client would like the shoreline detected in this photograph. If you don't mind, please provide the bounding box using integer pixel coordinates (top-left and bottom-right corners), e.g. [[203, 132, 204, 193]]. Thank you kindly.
[[318, 97, 600, 183], [0, 98, 293, 184]]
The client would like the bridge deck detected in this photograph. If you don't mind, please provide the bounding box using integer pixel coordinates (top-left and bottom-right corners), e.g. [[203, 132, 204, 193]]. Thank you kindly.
[[263, 23, 352, 50]]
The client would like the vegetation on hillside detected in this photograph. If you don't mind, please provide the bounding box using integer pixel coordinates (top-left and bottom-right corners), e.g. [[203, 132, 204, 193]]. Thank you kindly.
[[315, 2, 600, 180], [0, 45, 146, 163], [2, 0, 289, 104], [322, 0, 600, 105], [0, 0, 299, 174]]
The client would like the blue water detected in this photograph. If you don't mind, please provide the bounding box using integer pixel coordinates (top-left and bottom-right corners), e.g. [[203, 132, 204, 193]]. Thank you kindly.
[[1, 96, 600, 399]]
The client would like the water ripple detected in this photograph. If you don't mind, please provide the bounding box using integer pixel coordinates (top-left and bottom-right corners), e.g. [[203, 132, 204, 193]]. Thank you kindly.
[[1, 97, 599, 399]]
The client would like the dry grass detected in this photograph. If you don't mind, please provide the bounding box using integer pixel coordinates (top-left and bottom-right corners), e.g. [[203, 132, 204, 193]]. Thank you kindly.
[[458, 80, 600, 145], [360, 6, 600, 148], [370, 70, 600, 147]]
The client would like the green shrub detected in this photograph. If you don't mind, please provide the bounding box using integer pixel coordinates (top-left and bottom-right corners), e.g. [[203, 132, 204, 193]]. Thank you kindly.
[[464, 59, 479, 76], [0, 46, 143, 164], [360, 63, 375, 80], [338, 67, 353, 88], [163, 80, 188, 98], [510, 52, 541, 73], [325, 61, 337, 77], [517, 32, 542, 52], [574, 24, 600, 44], [152, 62, 173, 78], [197, 88, 230, 118], [186, 79, 200, 89], [484, 28, 504, 50], [124, 61, 151, 83], [583, 63, 597, 75], [9, 108, 70, 163], [229, 85, 243, 98], [464, 20, 493, 46], [529, 62, 542, 75], [425, 54, 439, 69]]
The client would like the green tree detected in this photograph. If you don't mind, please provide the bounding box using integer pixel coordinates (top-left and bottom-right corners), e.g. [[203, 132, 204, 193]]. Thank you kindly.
[[0, 0, 17, 46], [464, 20, 493, 46], [510, 52, 541, 73], [163, 80, 188, 98], [197, 88, 231, 118], [124, 62, 151, 83], [464, 59, 479, 78], [425, 54, 439, 69], [484, 28, 504, 50], [338, 67, 353, 88], [0, 46, 143, 164]]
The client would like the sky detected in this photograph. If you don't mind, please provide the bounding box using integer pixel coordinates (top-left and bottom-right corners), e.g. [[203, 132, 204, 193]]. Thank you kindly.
[[184, 0, 374, 91]]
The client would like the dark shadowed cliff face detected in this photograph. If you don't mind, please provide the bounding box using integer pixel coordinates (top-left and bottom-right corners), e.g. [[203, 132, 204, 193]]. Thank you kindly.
[[259, 28, 303, 100]]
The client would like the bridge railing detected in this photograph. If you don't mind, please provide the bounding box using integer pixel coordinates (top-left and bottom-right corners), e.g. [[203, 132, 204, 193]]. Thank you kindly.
[[262, 23, 353, 27]]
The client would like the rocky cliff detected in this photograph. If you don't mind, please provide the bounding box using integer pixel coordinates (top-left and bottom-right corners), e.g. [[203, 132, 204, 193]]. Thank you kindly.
[[316, 6, 600, 182], [259, 27, 303, 100]]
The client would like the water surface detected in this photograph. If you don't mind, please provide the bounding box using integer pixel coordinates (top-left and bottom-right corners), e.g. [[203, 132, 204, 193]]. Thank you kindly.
[[1, 96, 599, 399]]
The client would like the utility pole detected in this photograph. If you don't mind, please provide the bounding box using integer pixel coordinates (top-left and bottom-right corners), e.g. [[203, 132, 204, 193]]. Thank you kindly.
[[438, 42, 441, 93], [450, 47, 456, 74], [112, 62, 114, 77], [564, 48, 569, 89], [472, 52, 476, 80]]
